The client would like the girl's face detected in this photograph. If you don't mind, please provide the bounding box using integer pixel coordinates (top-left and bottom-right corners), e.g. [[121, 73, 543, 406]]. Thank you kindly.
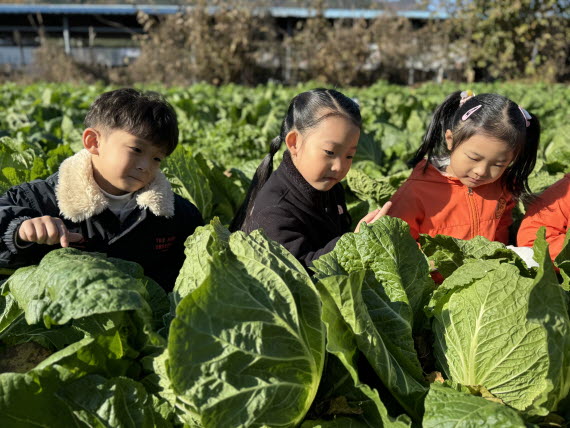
[[286, 115, 360, 191], [445, 131, 514, 188]]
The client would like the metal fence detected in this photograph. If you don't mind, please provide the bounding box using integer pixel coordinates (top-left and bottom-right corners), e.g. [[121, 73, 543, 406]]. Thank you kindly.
[[0, 45, 140, 67]]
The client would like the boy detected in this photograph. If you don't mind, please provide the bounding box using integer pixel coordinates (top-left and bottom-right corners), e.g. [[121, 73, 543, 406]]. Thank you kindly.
[[0, 88, 203, 291]]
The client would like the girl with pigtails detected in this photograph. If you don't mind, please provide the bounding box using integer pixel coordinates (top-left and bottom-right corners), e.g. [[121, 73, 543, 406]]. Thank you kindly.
[[388, 90, 540, 244], [230, 88, 391, 270]]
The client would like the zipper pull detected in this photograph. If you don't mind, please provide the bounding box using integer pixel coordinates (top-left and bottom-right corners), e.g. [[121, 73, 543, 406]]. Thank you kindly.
[[468, 188, 473, 195]]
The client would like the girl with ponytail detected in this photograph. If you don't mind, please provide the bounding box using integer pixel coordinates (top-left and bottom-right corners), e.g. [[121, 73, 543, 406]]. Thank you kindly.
[[230, 88, 390, 270], [389, 90, 540, 244]]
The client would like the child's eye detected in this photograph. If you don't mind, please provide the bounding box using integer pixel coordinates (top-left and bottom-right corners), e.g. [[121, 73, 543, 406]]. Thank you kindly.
[[467, 155, 480, 161], [131, 147, 142, 153], [347, 155, 354, 160], [154, 157, 163, 163], [324, 150, 335, 156]]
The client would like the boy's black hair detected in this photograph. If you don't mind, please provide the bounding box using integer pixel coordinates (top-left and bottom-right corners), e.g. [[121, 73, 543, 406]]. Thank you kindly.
[[84, 88, 179, 155], [230, 88, 361, 232], [409, 91, 540, 199]]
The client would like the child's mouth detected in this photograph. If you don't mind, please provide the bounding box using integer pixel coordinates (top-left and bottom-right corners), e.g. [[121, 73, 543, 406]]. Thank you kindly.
[[468, 177, 484, 185]]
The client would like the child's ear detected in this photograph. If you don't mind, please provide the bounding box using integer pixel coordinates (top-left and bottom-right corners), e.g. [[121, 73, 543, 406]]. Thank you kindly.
[[82, 128, 100, 154], [285, 130, 301, 156], [445, 129, 454, 151]]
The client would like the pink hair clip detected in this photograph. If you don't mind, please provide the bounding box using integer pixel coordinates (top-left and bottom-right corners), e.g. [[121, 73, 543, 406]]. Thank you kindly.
[[462, 105, 482, 121], [518, 106, 531, 127]]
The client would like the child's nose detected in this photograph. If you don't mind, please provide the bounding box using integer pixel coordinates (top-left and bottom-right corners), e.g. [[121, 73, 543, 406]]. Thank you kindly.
[[331, 157, 344, 172], [473, 163, 489, 177], [137, 160, 149, 171]]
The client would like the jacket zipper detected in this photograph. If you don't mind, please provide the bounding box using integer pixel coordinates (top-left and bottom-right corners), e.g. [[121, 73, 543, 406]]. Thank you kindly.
[[467, 187, 479, 239]]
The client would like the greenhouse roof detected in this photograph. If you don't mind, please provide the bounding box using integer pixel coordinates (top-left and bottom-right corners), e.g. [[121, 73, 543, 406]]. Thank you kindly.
[[0, 3, 448, 19]]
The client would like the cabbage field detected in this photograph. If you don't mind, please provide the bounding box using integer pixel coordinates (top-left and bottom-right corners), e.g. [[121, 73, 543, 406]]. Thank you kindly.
[[0, 82, 569, 427]]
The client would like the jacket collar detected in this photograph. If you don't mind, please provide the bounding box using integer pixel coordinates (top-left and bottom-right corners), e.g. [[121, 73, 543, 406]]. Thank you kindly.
[[281, 150, 330, 202], [411, 159, 464, 185], [56, 149, 175, 222]]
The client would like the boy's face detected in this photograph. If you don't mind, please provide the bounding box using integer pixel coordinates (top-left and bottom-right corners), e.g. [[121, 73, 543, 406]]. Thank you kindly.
[[85, 128, 167, 195]]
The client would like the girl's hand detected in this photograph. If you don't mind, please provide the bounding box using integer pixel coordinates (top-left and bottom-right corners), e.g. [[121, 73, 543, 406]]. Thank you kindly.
[[18, 216, 84, 247], [354, 201, 392, 233]]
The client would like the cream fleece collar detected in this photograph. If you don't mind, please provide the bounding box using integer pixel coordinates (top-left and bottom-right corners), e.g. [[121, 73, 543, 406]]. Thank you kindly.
[[56, 149, 175, 222]]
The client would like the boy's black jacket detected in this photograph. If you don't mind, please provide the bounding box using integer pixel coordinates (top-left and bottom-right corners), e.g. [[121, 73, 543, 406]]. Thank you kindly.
[[243, 150, 351, 271], [0, 150, 203, 292]]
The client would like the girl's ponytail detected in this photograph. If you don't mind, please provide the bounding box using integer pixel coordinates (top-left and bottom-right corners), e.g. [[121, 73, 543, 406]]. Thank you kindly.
[[229, 134, 284, 232], [502, 111, 540, 200], [409, 91, 462, 168]]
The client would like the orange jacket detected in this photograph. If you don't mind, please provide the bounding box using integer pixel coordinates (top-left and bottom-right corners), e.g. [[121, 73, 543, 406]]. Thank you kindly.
[[517, 174, 570, 260], [389, 160, 514, 244]]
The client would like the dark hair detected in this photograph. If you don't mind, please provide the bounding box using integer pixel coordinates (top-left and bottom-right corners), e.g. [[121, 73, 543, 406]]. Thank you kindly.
[[409, 91, 540, 199], [84, 88, 179, 155], [230, 88, 361, 232]]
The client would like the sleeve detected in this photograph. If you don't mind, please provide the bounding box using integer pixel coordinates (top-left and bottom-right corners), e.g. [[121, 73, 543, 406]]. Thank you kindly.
[[387, 181, 424, 240], [0, 185, 47, 267], [247, 205, 340, 270], [495, 195, 515, 245], [517, 177, 570, 259]]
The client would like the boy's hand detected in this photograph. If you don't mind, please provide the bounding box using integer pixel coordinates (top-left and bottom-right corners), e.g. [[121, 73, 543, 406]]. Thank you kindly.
[[354, 201, 392, 233], [18, 216, 84, 248]]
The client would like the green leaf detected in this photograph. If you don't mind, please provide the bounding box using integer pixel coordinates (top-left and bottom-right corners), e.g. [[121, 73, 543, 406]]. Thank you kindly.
[[432, 263, 546, 412], [5, 265, 47, 325], [302, 417, 377, 427], [0, 137, 48, 192], [554, 229, 570, 282], [168, 229, 324, 427], [0, 316, 83, 350], [194, 154, 245, 225], [346, 169, 401, 207], [423, 383, 526, 427], [34, 330, 129, 376], [142, 276, 170, 333], [314, 271, 412, 426], [313, 217, 433, 327], [315, 272, 426, 420], [431, 230, 570, 415], [527, 228, 570, 414], [173, 218, 231, 304], [425, 259, 503, 320], [353, 132, 383, 165], [8, 249, 151, 328], [57, 375, 170, 428], [419, 235, 530, 279], [46, 144, 74, 175], [0, 366, 82, 427], [0, 293, 23, 335], [419, 235, 466, 278], [163, 145, 213, 220]]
